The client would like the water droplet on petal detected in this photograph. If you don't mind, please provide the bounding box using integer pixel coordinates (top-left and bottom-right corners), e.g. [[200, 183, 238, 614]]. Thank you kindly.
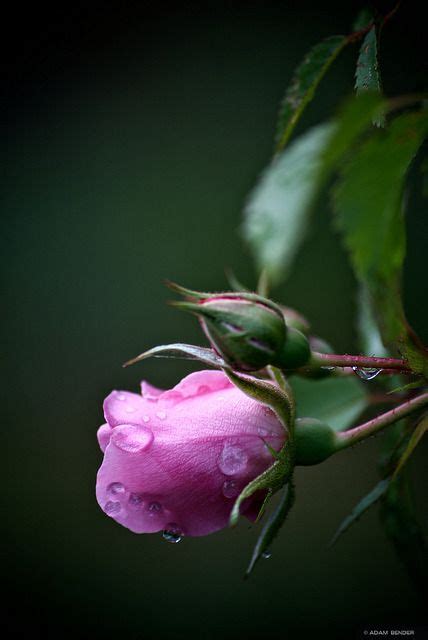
[[116, 393, 126, 401], [107, 482, 125, 495], [156, 411, 167, 420], [218, 443, 248, 476], [143, 415, 150, 423], [258, 426, 269, 437], [222, 479, 240, 498], [352, 366, 382, 381], [147, 501, 163, 515], [104, 501, 121, 515], [112, 425, 154, 453], [262, 550, 272, 559], [128, 493, 144, 509], [162, 523, 182, 543]]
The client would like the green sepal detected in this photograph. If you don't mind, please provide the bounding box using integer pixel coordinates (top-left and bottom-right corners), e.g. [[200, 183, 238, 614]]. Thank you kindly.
[[168, 281, 285, 317], [224, 369, 296, 526], [123, 343, 227, 369], [224, 368, 294, 432], [229, 450, 293, 528], [274, 327, 311, 369], [246, 480, 295, 577], [224, 269, 250, 293]]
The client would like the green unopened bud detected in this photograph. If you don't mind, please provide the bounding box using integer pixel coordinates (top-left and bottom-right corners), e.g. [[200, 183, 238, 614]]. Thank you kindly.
[[171, 287, 287, 371], [294, 418, 339, 465], [197, 296, 286, 371], [274, 327, 311, 369]]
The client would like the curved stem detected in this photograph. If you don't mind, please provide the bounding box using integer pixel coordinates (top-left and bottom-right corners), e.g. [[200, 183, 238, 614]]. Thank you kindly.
[[336, 391, 428, 450], [311, 351, 412, 373]]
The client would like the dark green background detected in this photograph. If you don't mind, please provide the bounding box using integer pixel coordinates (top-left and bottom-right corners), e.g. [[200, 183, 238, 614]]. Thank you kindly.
[[2, 2, 427, 638]]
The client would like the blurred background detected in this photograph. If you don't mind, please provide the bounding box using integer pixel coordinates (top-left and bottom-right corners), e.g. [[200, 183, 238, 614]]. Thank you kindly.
[[2, 1, 427, 638]]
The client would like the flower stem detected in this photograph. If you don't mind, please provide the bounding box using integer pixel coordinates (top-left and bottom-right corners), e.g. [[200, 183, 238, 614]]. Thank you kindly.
[[336, 391, 428, 450], [310, 351, 412, 373]]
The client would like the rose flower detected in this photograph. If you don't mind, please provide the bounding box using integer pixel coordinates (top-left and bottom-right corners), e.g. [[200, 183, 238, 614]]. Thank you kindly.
[[96, 370, 286, 538]]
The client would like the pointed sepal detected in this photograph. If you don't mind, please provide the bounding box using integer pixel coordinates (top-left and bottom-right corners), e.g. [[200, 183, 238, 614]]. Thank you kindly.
[[123, 343, 227, 369], [246, 480, 295, 577]]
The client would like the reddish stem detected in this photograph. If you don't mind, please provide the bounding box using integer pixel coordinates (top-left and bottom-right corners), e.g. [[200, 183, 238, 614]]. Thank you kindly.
[[311, 351, 412, 373], [336, 391, 428, 449]]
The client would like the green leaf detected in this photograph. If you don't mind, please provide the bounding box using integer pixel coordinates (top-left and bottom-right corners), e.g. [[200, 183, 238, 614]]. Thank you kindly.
[[330, 477, 391, 545], [357, 283, 389, 357], [245, 123, 335, 282], [244, 93, 384, 284], [291, 376, 368, 431], [379, 472, 427, 592], [378, 421, 427, 592], [392, 415, 428, 480], [355, 26, 385, 126], [123, 343, 227, 369], [333, 109, 428, 373], [275, 35, 347, 152], [246, 481, 295, 577]]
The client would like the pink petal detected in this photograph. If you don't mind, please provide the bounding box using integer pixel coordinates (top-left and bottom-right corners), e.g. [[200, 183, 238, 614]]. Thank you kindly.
[[103, 390, 148, 427], [97, 423, 112, 452], [140, 380, 164, 400], [159, 369, 232, 405]]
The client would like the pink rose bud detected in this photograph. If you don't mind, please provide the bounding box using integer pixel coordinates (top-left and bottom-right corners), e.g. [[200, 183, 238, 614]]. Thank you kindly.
[[96, 370, 286, 539]]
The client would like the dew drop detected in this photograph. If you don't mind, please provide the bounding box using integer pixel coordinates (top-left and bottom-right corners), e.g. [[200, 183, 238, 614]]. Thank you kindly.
[[218, 443, 248, 476], [112, 425, 154, 453], [104, 501, 121, 516], [128, 493, 144, 509], [262, 550, 272, 559], [222, 479, 240, 499], [162, 523, 182, 543], [258, 426, 269, 437], [156, 411, 167, 420], [107, 482, 125, 495], [147, 501, 163, 515], [352, 366, 382, 381], [143, 415, 150, 423]]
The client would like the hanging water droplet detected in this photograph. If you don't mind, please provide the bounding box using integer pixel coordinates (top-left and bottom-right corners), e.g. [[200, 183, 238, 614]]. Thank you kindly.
[[128, 493, 144, 509], [162, 523, 182, 543], [222, 479, 240, 498], [142, 415, 150, 423], [156, 411, 167, 420], [104, 501, 121, 515], [107, 482, 126, 495], [262, 550, 272, 559], [112, 425, 154, 453], [218, 443, 248, 476], [147, 501, 163, 515], [352, 366, 382, 381]]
